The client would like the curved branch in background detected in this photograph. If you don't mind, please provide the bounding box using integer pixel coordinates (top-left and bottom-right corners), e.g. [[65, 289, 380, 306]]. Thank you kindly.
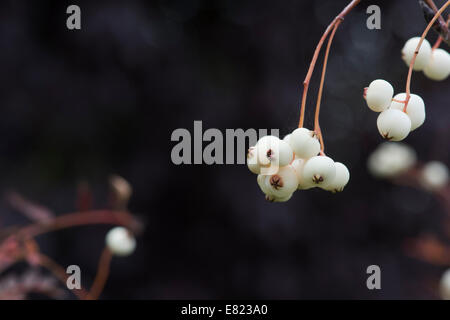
[[86, 247, 113, 300], [422, 0, 450, 45]]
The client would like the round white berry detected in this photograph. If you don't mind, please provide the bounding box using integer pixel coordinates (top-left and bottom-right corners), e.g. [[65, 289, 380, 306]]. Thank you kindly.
[[283, 134, 291, 144], [302, 156, 336, 186], [256, 135, 293, 169], [401, 37, 432, 71], [420, 161, 449, 190], [367, 142, 417, 178], [376, 109, 411, 141], [289, 128, 320, 159], [322, 162, 350, 193], [365, 79, 394, 112], [266, 192, 294, 203], [291, 158, 315, 190], [390, 93, 425, 131], [264, 165, 299, 198], [440, 269, 450, 300], [105, 227, 136, 257], [423, 48, 450, 81], [246, 146, 260, 174], [257, 174, 271, 195]]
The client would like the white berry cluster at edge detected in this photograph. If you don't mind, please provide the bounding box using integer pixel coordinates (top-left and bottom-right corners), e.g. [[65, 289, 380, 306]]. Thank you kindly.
[[247, 130, 350, 203], [402, 37, 450, 81], [363, 79, 425, 141]]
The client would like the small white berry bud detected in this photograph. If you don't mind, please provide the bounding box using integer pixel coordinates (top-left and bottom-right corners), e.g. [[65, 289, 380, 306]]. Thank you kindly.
[[264, 165, 299, 198], [365, 79, 394, 112], [322, 162, 350, 193], [401, 37, 432, 71], [289, 128, 320, 159], [390, 93, 425, 131], [247, 146, 261, 174], [367, 142, 417, 178], [377, 109, 411, 141], [302, 156, 336, 186], [440, 269, 450, 300], [420, 161, 449, 190], [105, 227, 136, 257], [423, 48, 450, 81], [257, 174, 272, 195]]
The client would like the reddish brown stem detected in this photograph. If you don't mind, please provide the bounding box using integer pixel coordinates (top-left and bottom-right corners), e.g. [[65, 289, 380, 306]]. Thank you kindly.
[[298, 0, 361, 128], [313, 19, 342, 154], [15, 210, 137, 239], [405, 0, 450, 111], [37, 253, 88, 300], [86, 247, 113, 300]]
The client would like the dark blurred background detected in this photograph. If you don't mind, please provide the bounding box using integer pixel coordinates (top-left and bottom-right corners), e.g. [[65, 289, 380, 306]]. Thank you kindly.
[[0, 0, 448, 299]]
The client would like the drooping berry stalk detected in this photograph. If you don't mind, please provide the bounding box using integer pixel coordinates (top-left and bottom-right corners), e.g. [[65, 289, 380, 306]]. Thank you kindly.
[[313, 19, 342, 154], [36, 252, 88, 300], [298, 0, 361, 128], [86, 247, 113, 300], [405, 0, 450, 112]]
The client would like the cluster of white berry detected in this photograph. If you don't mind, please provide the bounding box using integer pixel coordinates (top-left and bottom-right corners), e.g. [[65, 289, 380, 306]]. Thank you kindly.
[[368, 142, 449, 191], [363, 79, 425, 141], [106, 226, 136, 256], [402, 37, 450, 81], [368, 142, 417, 178], [247, 129, 350, 202]]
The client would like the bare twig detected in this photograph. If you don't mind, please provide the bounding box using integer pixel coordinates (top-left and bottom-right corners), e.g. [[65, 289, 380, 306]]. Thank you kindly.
[[86, 247, 113, 300], [422, 0, 450, 45]]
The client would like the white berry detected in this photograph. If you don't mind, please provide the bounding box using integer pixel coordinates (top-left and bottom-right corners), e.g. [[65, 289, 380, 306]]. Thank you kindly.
[[322, 162, 350, 193], [105, 227, 136, 257], [390, 93, 425, 131], [401, 37, 432, 71], [289, 128, 320, 159], [257, 174, 271, 195], [440, 269, 450, 300], [423, 48, 450, 81], [377, 109, 411, 141], [365, 79, 394, 112], [283, 134, 291, 144], [264, 165, 299, 198], [291, 158, 315, 190], [246, 146, 260, 174], [256, 135, 293, 170], [266, 193, 294, 203], [302, 156, 336, 186], [367, 142, 417, 178], [420, 161, 449, 190]]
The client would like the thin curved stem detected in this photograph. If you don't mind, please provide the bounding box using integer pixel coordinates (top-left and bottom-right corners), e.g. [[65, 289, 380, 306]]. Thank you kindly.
[[37, 253, 88, 300], [298, 0, 361, 128], [86, 247, 113, 300], [313, 19, 342, 154], [405, 0, 450, 112], [15, 210, 137, 240]]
